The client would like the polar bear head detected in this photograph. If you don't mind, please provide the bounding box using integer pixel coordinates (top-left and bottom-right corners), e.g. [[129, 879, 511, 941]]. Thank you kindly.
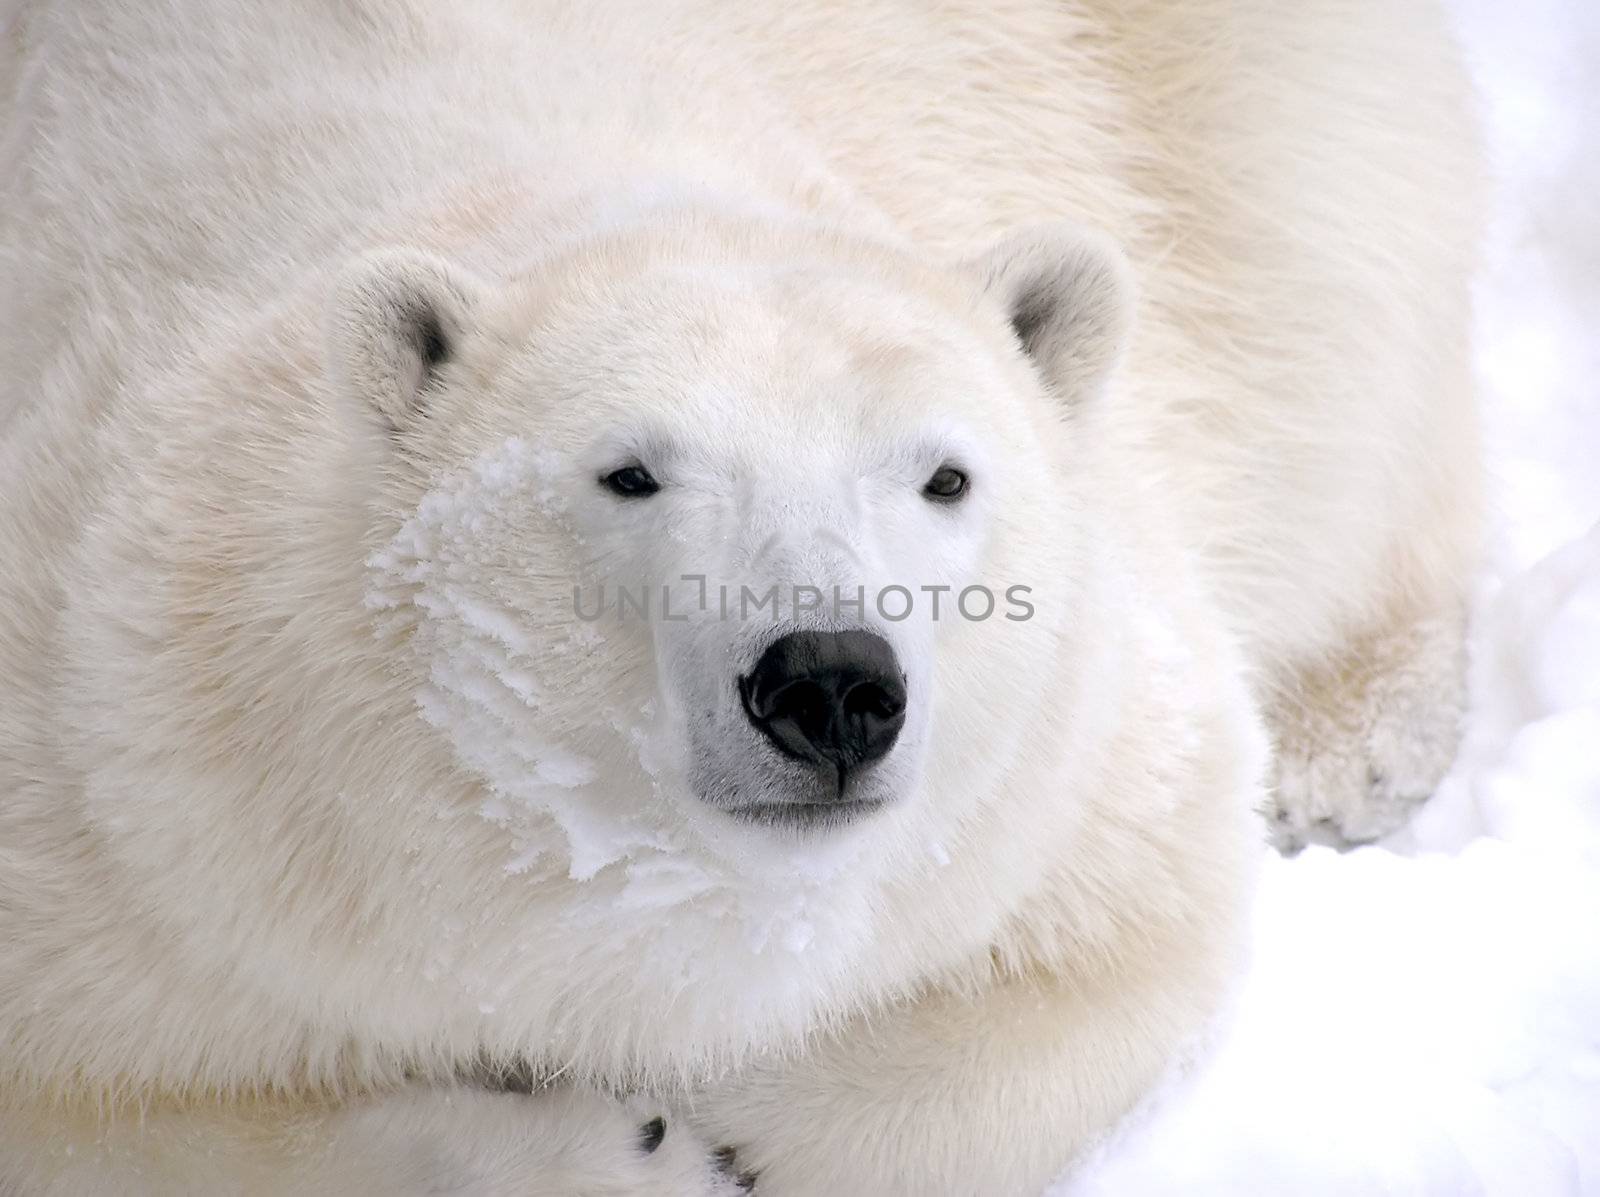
[[327, 217, 1132, 1072]]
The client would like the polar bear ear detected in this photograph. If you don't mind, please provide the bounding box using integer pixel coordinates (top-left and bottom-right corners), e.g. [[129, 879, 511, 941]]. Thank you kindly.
[[972, 225, 1133, 410], [329, 249, 485, 434]]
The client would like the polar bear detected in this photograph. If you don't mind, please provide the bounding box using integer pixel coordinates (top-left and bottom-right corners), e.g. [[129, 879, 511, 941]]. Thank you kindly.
[[0, 0, 1479, 1194]]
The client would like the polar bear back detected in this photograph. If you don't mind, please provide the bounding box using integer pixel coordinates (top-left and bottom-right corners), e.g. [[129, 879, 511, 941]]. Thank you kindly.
[[697, 0, 1483, 675]]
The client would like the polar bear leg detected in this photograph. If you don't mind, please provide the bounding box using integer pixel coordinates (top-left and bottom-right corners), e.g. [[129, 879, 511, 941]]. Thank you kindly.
[[1264, 602, 1469, 852], [692, 963, 1216, 1197], [1, 1085, 745, 1197]]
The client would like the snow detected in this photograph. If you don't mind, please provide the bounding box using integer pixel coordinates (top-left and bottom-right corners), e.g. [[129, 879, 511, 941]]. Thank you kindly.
[[368, 436, 662, 882], [1054, 3, 1600, 1193]]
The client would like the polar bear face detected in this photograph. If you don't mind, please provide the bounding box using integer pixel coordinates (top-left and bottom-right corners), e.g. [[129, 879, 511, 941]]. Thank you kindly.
[[335, 220, 1130, 1057]]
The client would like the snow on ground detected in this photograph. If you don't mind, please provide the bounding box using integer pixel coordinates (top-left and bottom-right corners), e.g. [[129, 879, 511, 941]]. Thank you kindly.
[[1054, 3, 1600, 1194]]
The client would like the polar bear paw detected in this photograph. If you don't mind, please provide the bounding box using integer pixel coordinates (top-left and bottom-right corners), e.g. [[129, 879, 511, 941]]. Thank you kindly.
[[324, 1084, 752, 1196], [1265, 608, 1468, 852]]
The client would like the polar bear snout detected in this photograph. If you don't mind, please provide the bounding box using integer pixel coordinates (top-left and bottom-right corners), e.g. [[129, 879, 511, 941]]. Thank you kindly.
[[737, 630, 907, 800]]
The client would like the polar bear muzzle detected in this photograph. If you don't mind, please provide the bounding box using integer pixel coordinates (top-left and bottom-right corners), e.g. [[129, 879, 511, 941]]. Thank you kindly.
[[735, 630, 908, 824]]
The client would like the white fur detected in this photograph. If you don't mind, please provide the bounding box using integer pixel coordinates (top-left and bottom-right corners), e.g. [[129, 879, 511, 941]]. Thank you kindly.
[[0, 0, 1478, 1193]]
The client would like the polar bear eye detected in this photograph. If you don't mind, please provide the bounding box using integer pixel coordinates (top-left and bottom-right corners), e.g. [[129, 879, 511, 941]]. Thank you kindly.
[[600, 464, 661, 499], [922, 465, 969, 503]]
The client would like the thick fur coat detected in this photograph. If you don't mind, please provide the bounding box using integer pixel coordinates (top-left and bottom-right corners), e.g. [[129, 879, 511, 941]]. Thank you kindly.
[[0, 1, 1478, 1193]]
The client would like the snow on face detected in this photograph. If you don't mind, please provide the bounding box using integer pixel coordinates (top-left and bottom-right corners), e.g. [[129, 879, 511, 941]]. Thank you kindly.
[[366, 437, 637, 880], [364, 436, 907, 959]]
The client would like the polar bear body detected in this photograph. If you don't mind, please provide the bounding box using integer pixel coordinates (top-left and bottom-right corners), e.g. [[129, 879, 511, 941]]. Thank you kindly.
[[0, 1, 1477, 1193]]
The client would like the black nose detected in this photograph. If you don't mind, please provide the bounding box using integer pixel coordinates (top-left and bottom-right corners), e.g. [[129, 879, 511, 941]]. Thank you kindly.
[[739, 630, 907, 779]]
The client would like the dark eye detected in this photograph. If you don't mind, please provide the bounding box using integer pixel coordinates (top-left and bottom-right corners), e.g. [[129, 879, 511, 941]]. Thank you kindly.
[[922, 465, 969, 503], [600, 464, 660, 499]]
